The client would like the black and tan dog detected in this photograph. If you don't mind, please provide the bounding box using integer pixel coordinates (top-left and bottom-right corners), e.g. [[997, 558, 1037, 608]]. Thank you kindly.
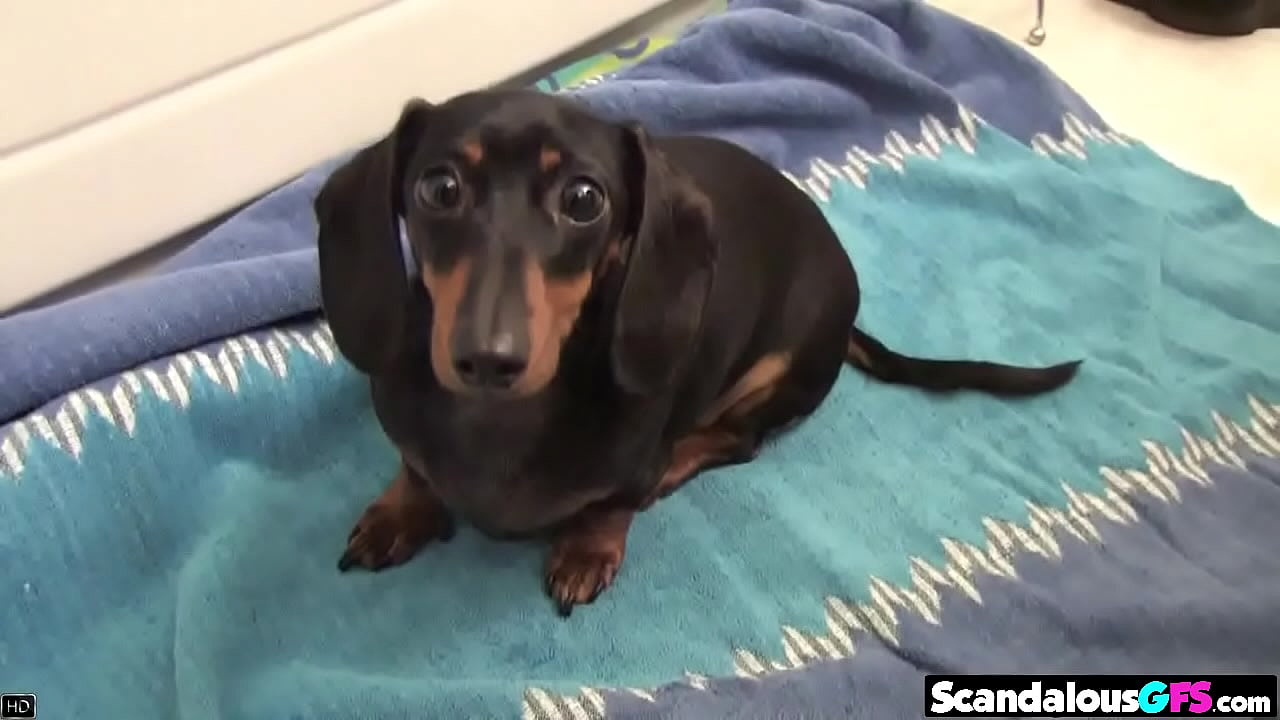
[[315, 89, 1080, 615]]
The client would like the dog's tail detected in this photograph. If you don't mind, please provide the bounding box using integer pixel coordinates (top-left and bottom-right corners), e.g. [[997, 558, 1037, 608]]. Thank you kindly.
[[846, 326, 1081, 396]]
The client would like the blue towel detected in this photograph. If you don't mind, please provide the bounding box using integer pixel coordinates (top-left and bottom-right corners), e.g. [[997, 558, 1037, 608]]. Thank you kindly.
[[3, 2, 1279, 719]]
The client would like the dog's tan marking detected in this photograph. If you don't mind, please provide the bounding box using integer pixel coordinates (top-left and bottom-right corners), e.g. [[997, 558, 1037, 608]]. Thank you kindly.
[[460, 140, 484, 166], [641, 429, 743, 507], [697, 351, 793, 428], [642, 352, 794, 504], [421, 258, 472, 392], [721, 385, 776, 422], [517, 260, 593, 396], [539, 146, 562, 172], [846, 337, 874, 371]]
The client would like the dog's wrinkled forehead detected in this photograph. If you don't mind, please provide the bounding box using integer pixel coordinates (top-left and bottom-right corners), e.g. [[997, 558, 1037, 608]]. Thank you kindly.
[[407, 91, 624, 177]]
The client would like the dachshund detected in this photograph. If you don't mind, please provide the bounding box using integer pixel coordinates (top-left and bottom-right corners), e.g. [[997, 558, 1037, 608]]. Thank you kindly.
[[314, 89, 1081, 616]]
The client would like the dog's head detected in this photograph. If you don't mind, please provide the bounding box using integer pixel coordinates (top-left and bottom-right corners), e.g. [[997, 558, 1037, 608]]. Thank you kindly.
[[314, 90, 715, 399]]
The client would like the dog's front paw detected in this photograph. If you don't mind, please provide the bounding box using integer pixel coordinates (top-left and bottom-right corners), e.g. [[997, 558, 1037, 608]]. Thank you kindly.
[[544, 507, 634, 616], [545, 542, 623, 616], [338, 486, 454, 572]]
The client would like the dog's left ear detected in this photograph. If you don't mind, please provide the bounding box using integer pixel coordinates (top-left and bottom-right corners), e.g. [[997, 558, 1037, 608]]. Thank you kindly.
[[611, 125, 716, 395]]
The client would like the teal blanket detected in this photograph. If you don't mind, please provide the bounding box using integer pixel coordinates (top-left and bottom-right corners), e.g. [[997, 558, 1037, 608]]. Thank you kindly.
[[3, 2, 1279, 718]]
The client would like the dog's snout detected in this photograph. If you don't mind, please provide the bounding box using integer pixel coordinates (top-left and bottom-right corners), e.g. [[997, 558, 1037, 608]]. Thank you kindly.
[[444, 243, 539, 392], [453, 332, 529, 389]]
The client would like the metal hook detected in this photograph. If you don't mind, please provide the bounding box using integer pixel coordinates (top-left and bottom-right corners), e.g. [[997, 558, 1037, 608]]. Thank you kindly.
[[1027, 0, 1046, 45]]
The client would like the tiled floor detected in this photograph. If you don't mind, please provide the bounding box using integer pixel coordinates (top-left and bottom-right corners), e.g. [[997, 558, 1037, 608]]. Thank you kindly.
[[929, 0, 1280, 224]]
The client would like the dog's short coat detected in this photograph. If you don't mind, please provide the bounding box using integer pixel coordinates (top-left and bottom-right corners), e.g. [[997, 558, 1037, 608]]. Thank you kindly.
[[315, 89, 1080, 615]]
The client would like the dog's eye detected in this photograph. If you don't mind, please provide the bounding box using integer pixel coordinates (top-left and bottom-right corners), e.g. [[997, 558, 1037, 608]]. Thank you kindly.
[[560, 178, 606, 224], [416, 168, 461, 210]]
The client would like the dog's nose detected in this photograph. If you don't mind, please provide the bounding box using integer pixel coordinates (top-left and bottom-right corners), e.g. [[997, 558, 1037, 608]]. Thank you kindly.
[[455, 351, 527, 389], [453, 332, 528, 389]]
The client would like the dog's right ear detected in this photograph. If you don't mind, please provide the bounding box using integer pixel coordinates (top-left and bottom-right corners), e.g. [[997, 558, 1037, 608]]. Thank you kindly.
[[314, 98, 432, 375], [610, 125, 716, 395]]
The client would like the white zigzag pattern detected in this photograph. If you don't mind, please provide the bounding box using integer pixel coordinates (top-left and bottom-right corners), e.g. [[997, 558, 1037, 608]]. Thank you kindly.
[[0, 322, 339, 478], [775, 106, 1134, 204], [1031, 114, 1133, 159], [525, 396, 1280, 719], [724, 399, 1279, 678]]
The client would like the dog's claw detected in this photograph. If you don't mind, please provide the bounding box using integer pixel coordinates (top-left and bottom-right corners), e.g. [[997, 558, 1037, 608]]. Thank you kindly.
[[338, 500, 451, 573]]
